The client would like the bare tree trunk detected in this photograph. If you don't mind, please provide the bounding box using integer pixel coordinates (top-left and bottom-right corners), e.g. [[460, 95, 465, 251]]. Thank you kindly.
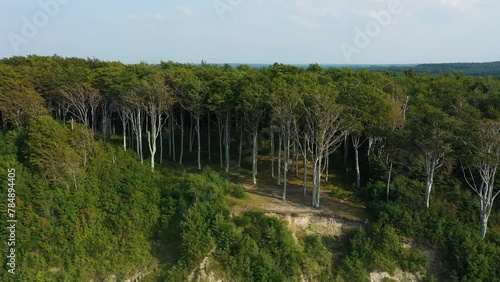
[[252, 130, 258, 185], [207, 112, 211, 162], [196, 114, 201, 170], [325, 154, 329, 182], [168, 115, 172, 157], [303, 135, 307, 195], [283, 131, 290, 201], [271, 129, 275, 178], [277, 131, 282, 185], [170, 110, 177, 162], [179, 109, 184, 165], [137, 108, 143, 164], [238, 121, 243, 168], [189, 114, 194, 153], [225, 112, 231, 173], [425, 168, 434, 209], [425, 159, 435, 208], [352, 136, 363, 189], [217, 114, 223, 168], [312, 156, 323, 208], [160, 126, 163, 164], [480, 214, 489, 239]]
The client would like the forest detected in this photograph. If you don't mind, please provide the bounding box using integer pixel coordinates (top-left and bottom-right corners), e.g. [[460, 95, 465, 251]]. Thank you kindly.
[[365, 61, 500, 76], [0, 55, 498, 281]]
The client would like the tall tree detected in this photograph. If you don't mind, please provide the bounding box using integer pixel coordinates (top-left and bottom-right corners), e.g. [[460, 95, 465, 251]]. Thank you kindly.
[[271, 77, 300, 200], [461, 120, 500, 239], [303, 79, 347, 207], [240, 70, 270, 184], [141, 75, 174, 171], [408, 99, 454, 208]]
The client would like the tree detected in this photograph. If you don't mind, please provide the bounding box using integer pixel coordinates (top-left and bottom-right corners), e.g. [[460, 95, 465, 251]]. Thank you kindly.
[[240, 70, 270, 184], [60, 83, 100, 129], [461, 120, 500, 239], [0, 80, 48, 129], [141, 75, 174, 171], [270, 77, 300, 200], [303, 80, 347, 207], [205, 66, 237, 172], [170, 68, 206, 170], [338, 77, 392, 189], [26, 115, 94, 189], [408, 100, 454, 208]]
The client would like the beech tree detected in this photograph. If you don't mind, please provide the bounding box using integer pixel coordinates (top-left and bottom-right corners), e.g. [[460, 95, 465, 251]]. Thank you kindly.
[[60, 83, 100, 129], [0, 80, 48, 129], [462, 120, 500, 239], [338, 79, 391, 189], [271, 77, 300, 200], [240, 70, 269, 184], [170, 68, 206, 170], [142, 75, 174, 171], [303, 80, 347, 207], [408, 99, 454, 208]]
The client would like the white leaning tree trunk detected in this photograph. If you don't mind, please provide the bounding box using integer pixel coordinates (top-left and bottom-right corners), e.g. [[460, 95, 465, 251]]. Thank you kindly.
[[424, 152, 444, 209]]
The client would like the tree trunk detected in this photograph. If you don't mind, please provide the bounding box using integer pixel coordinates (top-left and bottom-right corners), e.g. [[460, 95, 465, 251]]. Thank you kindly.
[[122, 117, 127, 151], [294, 142, 299, 177], [352, 136, 362, 190], [138, 108, 143, 164], [172, 114, 176, 162], [238, 121, 243, 168], [218, 114, 223, 168], [303, 135, 307, 195], [325, 154, 330, 182], [179, 109, 184, 165], [283, 132, 290, 201], [277, 131, 282, 185], [197, 115, 201, 170], [208, 112, 211, 162], [271, 129, 275, 178], [425, 168, 434, 209], [160, 125, 163, 164], [252, 130, 258, 185], [480, 214, 489, 239], [189, 114, 194, 153], [168, 115, 172, 157], [225, 112, 231, 173]]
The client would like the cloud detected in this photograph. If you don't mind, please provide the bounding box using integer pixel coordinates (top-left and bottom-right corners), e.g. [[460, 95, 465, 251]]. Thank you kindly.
[[176, 5, 193, 17]]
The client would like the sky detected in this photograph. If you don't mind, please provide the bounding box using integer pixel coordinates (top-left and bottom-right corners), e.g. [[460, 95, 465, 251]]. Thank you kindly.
[[0, 0, 499, 65]]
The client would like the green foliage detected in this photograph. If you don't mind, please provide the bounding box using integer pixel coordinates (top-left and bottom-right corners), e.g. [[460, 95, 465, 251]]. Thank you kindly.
[[231, 184, 246, 198], [0, 130, 162, 281], [215, 212, 303, 281]]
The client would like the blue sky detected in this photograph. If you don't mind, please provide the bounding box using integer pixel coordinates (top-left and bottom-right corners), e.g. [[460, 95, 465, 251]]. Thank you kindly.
[[1, 0, 499, 64]]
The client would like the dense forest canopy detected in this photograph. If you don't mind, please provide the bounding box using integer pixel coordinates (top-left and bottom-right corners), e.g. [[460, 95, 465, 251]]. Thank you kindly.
[[0, 55, 499, 281]]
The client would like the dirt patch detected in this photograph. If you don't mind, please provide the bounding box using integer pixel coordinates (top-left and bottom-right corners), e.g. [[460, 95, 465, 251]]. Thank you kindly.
[[229, 178, 367, 223]]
